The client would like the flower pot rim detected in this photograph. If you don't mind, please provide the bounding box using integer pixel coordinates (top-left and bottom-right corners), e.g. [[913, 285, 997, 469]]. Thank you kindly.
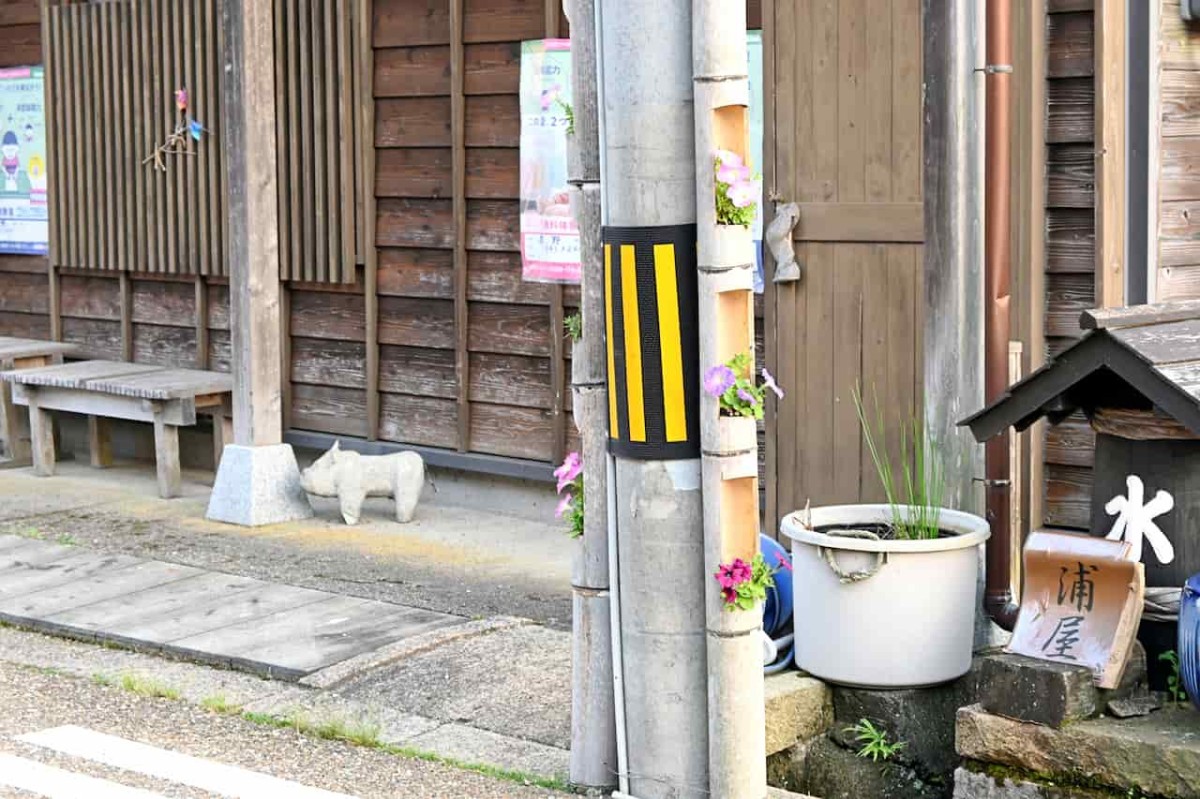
[[780, 504, 990, 554]]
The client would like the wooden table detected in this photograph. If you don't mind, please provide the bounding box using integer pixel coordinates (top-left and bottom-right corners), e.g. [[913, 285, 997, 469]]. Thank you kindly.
[[1, 361, 234, 498], [0, 337, 78, 464]]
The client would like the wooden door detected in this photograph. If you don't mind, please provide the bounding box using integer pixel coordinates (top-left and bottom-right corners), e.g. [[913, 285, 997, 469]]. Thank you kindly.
[[764, 0, 924, 526]]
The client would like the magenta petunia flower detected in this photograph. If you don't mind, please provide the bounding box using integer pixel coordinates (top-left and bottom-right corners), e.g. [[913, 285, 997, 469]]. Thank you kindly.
[[555, 493, 573, 519], [715, 562, 738, 589], [761, 367, 785, 400], [737, 387, 759, 406], [721, 585, 738, 605], [704, 364, 736, 398], [730, 558, 752, 584], [175, 88, 188, 111], [554, 451, 583, 494], [775, 556, 793, 572]]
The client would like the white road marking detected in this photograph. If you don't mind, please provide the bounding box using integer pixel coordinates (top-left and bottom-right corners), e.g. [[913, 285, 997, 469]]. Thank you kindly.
[[0, 753, 166, 799], [18, 725, 360, 799]]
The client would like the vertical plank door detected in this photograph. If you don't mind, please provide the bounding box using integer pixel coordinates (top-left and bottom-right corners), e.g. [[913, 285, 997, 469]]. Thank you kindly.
[[765, 0, 924, 527]]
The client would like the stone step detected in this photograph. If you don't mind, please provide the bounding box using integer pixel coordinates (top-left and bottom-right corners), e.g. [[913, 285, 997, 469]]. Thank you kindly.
[[956, 703, 1200, 799]]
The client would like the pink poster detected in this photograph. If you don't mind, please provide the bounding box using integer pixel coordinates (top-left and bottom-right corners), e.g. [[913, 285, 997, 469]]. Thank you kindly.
[[519, 39, 579, 283]]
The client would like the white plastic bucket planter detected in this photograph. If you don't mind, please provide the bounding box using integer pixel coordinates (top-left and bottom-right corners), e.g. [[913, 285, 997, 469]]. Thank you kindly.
[[780, 504, 990, 689]]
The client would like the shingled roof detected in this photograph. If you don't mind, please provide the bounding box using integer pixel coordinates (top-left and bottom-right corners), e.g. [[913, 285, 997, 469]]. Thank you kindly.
[[960, 301, 1200, 442]]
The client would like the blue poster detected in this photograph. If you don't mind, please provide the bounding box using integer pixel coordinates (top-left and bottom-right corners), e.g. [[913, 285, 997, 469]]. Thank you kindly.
[[0, 66, 47, 255]]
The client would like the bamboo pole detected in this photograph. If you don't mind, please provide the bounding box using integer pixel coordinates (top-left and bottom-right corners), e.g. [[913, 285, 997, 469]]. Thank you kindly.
[[692, 1, 766, 795], [565, 0, 617, 789]]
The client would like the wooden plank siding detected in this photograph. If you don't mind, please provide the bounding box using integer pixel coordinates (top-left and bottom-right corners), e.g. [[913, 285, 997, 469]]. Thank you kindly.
[[269, 0, 578, 463], [1042, 3, 1097, 529], [765, 0, 924, 526], [1156, 0, 1200, 301]]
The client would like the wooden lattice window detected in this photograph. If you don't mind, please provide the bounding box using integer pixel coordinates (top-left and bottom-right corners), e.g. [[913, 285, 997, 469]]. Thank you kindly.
[[43, 0, 368, 282]]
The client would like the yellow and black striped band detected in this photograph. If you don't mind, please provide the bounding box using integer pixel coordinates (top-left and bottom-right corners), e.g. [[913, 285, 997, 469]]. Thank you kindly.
[[603, 224, 700, 460]]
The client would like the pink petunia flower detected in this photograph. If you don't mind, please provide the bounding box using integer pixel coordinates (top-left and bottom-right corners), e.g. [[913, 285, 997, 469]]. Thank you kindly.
[[728, 181, 756, 209], [715, 149, 743, 168], [704, 364, 736, 398], [175, 88, 188, 111], [717, 163, 751, 186], [761, 367, 785, 400], [555, 493, 574, 519], [775, 556, 793, 572], [721, 585, 738, 605], [554, 451, 583, 494]]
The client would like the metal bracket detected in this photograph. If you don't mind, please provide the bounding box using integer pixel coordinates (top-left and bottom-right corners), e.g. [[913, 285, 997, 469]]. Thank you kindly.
[[976, 64, 1013, 74]]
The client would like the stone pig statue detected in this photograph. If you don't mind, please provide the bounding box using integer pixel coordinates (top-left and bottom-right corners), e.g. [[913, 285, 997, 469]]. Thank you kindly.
[[299, 441, 425, 525]]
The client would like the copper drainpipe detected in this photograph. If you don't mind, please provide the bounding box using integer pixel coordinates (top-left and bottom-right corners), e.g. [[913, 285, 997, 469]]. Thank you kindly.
[[984, 0, 1018, 629]]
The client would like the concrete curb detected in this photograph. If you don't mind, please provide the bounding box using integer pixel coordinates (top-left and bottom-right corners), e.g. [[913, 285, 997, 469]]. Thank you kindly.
[[299, 615, 533, 690], [0, 623, 571, 782]]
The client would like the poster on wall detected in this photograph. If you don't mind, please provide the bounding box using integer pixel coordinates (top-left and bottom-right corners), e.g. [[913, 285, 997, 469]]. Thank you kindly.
[[0, 66, 47, 256], [519, 39, 579, 283]]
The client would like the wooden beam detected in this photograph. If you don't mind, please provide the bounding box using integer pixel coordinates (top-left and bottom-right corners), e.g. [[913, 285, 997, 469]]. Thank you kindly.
[[1094, 0, 1125, 308], [223, 0, 283, 446], [360, 0, 380, 440], [195, 276, 209, 370], [119, 271, 132, 361], [546, 0, 565, 463], [48, 266, 62, 342], [1019, 0, 1046, 535], [451, 0, 470, 452], [792, 202, 925, 243]]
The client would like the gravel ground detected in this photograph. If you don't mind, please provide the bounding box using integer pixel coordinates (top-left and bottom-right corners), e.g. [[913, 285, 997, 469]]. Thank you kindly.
[[0, 662, 570, 799]]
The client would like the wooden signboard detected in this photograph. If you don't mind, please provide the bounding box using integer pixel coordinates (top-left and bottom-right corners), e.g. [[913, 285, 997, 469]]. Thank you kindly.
[[1008, 531, 1145, 689]]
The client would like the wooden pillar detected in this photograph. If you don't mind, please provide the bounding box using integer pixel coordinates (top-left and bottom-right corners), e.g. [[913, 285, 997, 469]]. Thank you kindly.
[[223, 0, 282, 447], [1095, 0, 1126, 309], [450, 0, 470, 452]]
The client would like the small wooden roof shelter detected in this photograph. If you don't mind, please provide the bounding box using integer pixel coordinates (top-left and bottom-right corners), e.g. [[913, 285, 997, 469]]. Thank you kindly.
[[961, 301, 1200, 441]]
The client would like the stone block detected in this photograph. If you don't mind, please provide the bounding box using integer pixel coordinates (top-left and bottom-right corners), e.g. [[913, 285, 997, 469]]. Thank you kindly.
[[831, 660, 981, 779], [767, 739, 813, 795], [765, 673, 833, 755], [979, 654, 1098, 728], [953, 767, 1124, 798], [801, 736, 945, 799], [1105, 692, 1161, 719], [206, 444, 313, 527], [978, 644, 1147, 729], [956, 704, 1200, 799]]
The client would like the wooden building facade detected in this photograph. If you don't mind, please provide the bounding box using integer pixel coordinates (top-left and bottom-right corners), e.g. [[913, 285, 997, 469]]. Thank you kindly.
[[2, 0, 1200, 539]]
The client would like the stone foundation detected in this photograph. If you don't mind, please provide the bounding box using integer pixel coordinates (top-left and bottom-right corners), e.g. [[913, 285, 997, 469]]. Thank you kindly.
[[767, 661, 983, 798]]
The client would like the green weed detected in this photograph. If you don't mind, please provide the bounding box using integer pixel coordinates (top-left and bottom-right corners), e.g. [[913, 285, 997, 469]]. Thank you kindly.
[[200, 694, 242, 715], [849, 718, 906, 763], [1160, 650, 1187, 704]]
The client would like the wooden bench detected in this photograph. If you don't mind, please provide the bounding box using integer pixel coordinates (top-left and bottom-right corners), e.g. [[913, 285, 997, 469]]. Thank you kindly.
[[0, 337, 78, 465], [0, 361, 234, 498]]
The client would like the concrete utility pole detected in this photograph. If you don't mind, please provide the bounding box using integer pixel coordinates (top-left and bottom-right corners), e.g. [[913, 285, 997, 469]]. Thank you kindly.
[[564, 0, 618, 789], [693, 0, 767, 794], [597, 0, 708, 795], [207, 0, 312, 527]]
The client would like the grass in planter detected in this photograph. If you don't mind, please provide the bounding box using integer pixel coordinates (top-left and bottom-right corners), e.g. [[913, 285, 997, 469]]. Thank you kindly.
[[853, 388, 945, 541]]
